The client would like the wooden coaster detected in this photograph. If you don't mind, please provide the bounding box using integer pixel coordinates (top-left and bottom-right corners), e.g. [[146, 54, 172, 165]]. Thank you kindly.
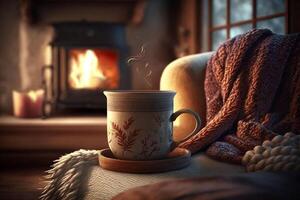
[[98, 148, 191, 173]]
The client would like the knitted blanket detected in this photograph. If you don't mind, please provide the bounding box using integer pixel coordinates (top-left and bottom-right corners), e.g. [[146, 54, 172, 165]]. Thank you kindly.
[[179, 29, 300, 164]]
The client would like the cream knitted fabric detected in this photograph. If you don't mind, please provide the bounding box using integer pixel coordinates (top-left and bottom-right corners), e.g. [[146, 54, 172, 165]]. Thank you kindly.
[[40, 149, 99, 200], [242, 132, 300, 172]]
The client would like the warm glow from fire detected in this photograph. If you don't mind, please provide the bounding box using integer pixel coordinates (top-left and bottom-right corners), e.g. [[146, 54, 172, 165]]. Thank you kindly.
[[68, 49, 119, 89], [69, 50, 106, 89]]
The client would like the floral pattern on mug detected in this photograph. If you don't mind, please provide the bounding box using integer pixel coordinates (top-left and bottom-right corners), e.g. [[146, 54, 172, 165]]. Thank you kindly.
[[153, 114, 165, 127], [107, 111, 176, 160], [153, 115, 173, 146], [109, 116, 141, 156], [139, 133, 160, 159]]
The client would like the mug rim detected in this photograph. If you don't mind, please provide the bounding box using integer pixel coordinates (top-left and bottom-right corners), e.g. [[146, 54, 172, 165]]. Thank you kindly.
[[104, 90, 176, 95], [104, 90, 175, 112]]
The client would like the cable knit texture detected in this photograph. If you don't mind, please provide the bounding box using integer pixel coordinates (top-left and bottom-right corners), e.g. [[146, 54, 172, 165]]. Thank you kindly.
[[179, 29, 300, 164]]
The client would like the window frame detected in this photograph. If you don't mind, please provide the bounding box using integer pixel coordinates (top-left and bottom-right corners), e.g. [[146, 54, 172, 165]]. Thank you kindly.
[[208, 0, 289, 50]]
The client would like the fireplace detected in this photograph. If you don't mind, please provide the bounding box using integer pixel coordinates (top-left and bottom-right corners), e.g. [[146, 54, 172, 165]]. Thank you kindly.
[[43, 22, 130, 116]]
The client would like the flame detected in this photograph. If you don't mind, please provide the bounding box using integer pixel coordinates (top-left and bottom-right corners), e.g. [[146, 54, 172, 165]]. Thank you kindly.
[[69, 49, 107, 89], [27, 90, 44, 102]]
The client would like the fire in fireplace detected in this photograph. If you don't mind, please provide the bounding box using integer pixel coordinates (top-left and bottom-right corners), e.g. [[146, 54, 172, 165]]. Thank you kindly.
[[43, 22, 130, 116], [68, 49, 119, 90]]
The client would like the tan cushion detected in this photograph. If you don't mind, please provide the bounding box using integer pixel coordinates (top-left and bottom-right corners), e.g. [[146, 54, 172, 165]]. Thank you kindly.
[[160, 52, 214, 141]]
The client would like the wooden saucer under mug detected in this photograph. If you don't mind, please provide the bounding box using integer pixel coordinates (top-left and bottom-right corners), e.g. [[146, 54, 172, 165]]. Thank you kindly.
[[98, 147, 191, 173]]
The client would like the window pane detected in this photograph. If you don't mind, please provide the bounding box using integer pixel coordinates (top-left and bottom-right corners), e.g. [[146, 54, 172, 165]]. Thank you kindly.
[[257, 17, 285, 34], [230, 24, 252, 38], [257, 0, 285, 17], [212, 29, 227, 50], [230, 0, 252, 23], [212, 0, 226, 26]]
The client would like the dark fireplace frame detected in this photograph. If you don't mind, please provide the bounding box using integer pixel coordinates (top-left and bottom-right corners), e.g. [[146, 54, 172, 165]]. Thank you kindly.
[[43, 22, 130, 116]]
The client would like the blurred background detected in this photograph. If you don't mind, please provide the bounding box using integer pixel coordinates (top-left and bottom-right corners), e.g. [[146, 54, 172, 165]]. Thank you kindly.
[[0, 0, 299, 199]]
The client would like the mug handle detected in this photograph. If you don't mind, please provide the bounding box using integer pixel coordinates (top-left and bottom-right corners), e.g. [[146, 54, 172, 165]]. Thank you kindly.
[[169, 109, 202, 150]]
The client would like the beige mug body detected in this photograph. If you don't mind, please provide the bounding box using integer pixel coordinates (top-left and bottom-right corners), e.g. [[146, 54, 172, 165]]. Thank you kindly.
[[104, 90, 201, 160]]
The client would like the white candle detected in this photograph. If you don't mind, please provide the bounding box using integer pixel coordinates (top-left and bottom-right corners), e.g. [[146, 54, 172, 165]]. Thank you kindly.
[[12, 89, 44, 118]]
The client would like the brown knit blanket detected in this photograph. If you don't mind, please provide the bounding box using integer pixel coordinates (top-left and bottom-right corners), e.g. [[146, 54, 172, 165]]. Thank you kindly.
[[179, 29, 300, 164]]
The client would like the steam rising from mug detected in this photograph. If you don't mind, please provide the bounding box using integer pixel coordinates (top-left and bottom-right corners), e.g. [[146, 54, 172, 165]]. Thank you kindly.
[[127, 44, 152, 88]]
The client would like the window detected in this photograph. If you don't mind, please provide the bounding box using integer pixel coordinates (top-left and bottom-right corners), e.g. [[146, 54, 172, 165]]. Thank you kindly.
[[209, 0, 288, 50]]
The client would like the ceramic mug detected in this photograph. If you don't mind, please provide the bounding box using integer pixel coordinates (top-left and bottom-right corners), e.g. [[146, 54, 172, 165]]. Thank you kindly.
[[104, 90, 201, 160]]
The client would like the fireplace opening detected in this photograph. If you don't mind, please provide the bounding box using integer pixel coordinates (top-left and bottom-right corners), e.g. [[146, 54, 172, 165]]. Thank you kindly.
[[43, 22, 130, 116]]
